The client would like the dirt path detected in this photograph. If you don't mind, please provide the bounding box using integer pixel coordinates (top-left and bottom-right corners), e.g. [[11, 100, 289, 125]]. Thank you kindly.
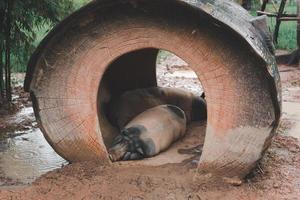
[[280, 65, 300, 141], [0, 134, 299, 200], [0, 63, 300, 199]]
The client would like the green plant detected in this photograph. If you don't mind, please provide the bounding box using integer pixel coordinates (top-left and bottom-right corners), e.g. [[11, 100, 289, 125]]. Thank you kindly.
[[0, 0, 86, 102]]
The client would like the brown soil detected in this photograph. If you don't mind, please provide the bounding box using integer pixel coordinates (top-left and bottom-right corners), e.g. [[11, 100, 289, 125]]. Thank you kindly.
[[0, 65, 300, 200]]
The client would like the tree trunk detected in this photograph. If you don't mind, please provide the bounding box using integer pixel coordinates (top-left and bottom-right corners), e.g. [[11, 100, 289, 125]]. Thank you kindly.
[[0, 47, 4, 104], [4, 0, 12, 102], [0, 5, 4, 104]]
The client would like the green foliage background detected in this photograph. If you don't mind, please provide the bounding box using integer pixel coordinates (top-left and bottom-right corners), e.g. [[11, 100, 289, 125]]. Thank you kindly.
[[8, 0, 91, 73]]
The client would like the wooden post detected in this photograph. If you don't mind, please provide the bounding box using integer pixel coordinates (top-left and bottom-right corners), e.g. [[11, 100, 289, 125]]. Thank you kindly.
[[276, 0, 300, 65], [296, 0, 300, 65], [261, 0, 269, 12], [297, 0, 300, 49], [274, 0, 287, 44]]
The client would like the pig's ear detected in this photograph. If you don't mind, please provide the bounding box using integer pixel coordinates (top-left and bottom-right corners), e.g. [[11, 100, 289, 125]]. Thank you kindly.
[[201, 92, 206, 99]]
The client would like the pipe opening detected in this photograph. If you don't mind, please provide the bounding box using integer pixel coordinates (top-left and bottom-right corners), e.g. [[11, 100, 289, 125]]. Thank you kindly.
[[98, 48, 207, 165]]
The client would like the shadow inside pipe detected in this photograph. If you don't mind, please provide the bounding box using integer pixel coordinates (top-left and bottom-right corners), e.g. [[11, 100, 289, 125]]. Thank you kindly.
[[97, 48, 206, 165]]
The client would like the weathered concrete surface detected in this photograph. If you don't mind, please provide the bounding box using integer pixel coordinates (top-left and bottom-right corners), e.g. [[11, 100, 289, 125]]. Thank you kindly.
[[24, 0, 281, 178]]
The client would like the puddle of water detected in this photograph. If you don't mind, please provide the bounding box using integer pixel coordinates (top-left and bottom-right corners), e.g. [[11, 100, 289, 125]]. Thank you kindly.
[[0, 108, 68, 185], [0, 129, 68, 184], [9, 107, 35, 124]]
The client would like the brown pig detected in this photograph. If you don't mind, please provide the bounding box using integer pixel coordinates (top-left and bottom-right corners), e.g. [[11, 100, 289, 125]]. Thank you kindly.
[[107, 87, 206, 129]]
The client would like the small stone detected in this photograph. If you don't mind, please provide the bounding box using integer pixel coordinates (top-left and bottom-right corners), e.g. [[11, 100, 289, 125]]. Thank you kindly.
[[223, 177, 243, 186], [273, 182, 280, 188]]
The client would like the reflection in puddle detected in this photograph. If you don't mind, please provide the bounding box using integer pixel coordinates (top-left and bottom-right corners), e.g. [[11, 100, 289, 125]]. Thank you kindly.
[[0, 108, 68, 185]]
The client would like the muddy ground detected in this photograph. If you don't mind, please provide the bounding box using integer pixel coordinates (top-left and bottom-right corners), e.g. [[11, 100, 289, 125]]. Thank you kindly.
[[0, 54, 300, 199]]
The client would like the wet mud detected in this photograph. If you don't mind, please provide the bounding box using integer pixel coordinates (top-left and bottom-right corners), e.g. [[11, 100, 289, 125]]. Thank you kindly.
[[0, 89, 67, 186]]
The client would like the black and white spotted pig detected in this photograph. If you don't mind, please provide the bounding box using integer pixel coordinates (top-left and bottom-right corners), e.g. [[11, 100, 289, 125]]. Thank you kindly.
[[108, 105, 187, 161]]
